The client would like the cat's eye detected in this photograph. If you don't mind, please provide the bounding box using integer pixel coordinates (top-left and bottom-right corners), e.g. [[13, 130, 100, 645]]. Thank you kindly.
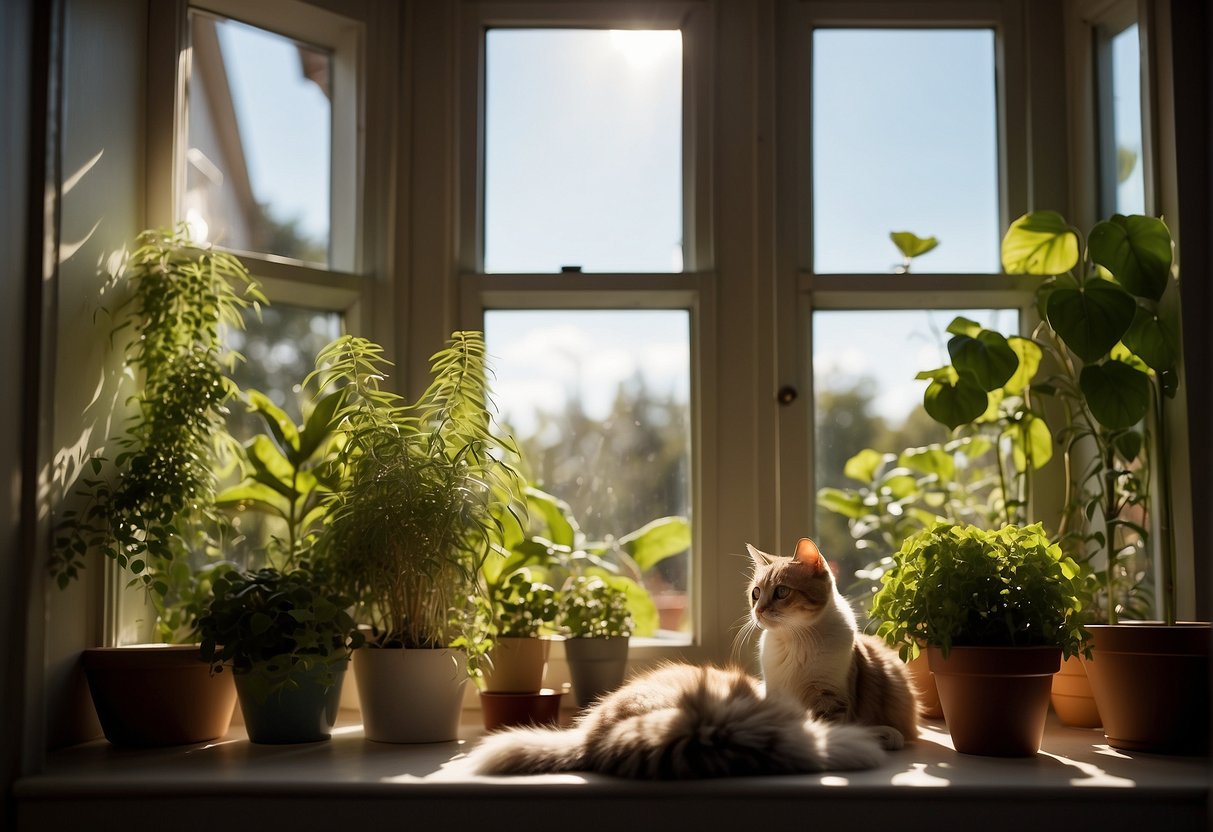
[[774, 585, 791, 600], [750, 586, 760, 602]]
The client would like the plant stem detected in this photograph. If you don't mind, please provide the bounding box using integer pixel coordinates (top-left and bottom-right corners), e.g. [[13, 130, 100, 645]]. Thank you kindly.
[[1103, 443, 1118, 625], [1154, 380, 1177, 626]]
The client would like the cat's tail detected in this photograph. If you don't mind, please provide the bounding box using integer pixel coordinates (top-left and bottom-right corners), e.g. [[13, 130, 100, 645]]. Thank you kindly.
[[464, 725, 589, 775]]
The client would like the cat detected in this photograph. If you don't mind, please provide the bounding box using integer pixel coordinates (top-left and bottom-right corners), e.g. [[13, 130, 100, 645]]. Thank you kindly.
[[746, 537, 919, 750], [463, 662, 886, 778]]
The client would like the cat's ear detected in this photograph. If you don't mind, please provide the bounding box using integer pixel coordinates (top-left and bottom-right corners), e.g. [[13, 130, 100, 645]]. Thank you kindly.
[[792, 537, 825, 571], [746, 543, 774, 569]]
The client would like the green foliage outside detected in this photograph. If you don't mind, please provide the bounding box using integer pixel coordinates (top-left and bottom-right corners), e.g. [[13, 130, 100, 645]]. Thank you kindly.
[[871, 522, 1092, 661]]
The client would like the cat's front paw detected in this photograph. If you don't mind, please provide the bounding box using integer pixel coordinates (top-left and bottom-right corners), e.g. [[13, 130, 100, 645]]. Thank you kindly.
[[866, 725, 905, 750]]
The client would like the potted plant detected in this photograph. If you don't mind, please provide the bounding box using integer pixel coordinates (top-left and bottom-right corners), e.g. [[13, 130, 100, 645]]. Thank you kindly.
[[559, 575, 634, 709], [196, 567, 362, 743], [477, 566, 562, 729], [50, 224, 263, 746], [311, 333, 526, 743], [997, 211, 1208, 751], [872, 522, 1090, 756]]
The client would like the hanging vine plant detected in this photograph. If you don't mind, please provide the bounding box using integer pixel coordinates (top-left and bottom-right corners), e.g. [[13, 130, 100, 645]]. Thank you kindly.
[[52, 224, 265, 641]]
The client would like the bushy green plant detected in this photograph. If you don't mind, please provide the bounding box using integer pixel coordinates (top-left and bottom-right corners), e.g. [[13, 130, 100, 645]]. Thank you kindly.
[[559, 576, 634, 639], [871, 522, 1091, 661], [311, 333, 526, 650], [490, 569, 559, 638], [51, 224, 264, 641], [196, 567, 363, 702]]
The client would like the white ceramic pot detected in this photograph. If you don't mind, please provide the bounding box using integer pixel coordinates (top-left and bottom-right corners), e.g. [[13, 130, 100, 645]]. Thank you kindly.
[[352, 647, 467, 743], [481, 637, 552, 693]]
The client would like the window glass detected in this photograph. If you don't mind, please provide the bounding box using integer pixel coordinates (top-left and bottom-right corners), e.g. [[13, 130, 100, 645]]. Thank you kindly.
[[812, 308, 1017, 603], [485, 309, 693, 638], [484, 29, 683, 274], [1108, 23, 1145, 214], [186, 12, 332, 265], [812, 29, 1000, 274]]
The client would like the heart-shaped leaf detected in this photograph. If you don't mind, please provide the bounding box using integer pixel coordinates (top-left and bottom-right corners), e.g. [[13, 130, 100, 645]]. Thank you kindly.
[[1004, 336, 1043, 395], [1088, 214, 1172, 300], [1001, 211, 1079, 275], [817, 488, 866, 519], [1079, 361, 1150, 430], [949, 329, 1019, 392], [946, 317, 984, 338], [1121, 305, 1178, 374], [1007, 413, 1054, 471], [1113, 429, 1143, 463], [844, 448, 886, 483], [899, 447, 956, 483], [891, 231, 939, 260], [924, 377, 989, 430], [1046, 274, 1136, 362]]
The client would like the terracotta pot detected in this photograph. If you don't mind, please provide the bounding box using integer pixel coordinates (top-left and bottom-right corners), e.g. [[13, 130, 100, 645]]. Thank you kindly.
[[654, 593, 688, 632], [236, 659, 347, 744], [906, 651, 944, 719], [1050, 653, 1101, 729], [353, 647, 467, 743], [565, 637, 629, 708], [1082, 622, 1210, 754], [82, 644, 237, 747], [481, 637, 551, 693], [479, 688, 563, 731], [928, 645, 1060, 757]]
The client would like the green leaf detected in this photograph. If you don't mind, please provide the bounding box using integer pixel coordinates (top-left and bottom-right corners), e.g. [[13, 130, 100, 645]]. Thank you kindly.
[[924, 377, 989, 430], [1088, 214, 1172, 301], [524, 487, 578, 548], [949, 329, 1019, 392], [1004, 337, 1043, 395], [247, 389, 300, 454], [898, 447, 955, 482], [1009, 414, 1054, 471], [945, 316, 983, 338], [619, 517, 691, 573], [603, 574, 659, 637], [297, 388, 344, 461], [1113, 429, 1143, 463], [1121, 305, 1178, 374], [890, 231, 939, 260], [215, 482, 289, 515], [1001, 211, 1079, 275], [817, 488, 866, 519], [1079, 361, 1150, 430], [844, 449, 885, 483], [246, 435, 298, 500], [880, 475, 918, 500], [1046, 274, 1136, 362]]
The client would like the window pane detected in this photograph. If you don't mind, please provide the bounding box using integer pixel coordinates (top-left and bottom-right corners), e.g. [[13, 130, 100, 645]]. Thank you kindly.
[[484, 29, 683, 274], [1109, 24, 1145, 215], [485, 310, 692, 638], [225, 306, 343, 441], [186, 12, 331, 265], [812, 309, 1017, 603], [812, 29, 1000, 273]]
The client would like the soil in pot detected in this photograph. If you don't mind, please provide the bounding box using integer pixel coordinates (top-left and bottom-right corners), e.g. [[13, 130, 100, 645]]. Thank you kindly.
[[83, 644, 237, 747], [479, 688, 564, 731], [929, 645, 1060, 757], [236, 660, 347, 744], [1050, 653, 1101, 729], [1083, 622, 1210, 754]]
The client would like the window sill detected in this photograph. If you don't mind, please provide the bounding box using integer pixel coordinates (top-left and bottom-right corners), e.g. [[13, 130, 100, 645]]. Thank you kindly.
[[14, 714, 1209, 831]]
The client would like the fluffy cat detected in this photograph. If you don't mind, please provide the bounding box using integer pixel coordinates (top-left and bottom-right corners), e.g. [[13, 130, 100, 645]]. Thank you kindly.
[[746, 537, 919, 749], [464, 663, 886, 778]]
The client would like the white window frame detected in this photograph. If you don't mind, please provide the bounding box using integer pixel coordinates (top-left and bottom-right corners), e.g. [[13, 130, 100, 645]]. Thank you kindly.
[[777, 1, 1065, 564], [454, 1, 716, 663]]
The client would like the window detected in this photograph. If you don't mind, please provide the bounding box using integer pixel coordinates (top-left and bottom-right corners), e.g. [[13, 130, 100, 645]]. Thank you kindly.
[[783, 4, 1034, 613], [461, 6, 711, 647], [1097, 20, 1146, 215]]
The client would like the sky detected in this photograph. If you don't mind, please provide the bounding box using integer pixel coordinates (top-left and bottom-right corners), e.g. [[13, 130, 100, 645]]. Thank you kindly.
[[201, 23, 1105, 430]]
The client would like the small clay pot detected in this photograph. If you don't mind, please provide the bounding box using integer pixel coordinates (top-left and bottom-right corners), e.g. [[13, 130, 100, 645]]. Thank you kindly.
[[481, 637, 552, 693], [1051, 653, 1101, 729], [479, 688, 564, 731], [929, 645, 1060, 757]]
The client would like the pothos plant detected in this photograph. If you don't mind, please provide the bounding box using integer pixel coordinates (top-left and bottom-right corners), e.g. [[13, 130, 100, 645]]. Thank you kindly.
[[51, 225, 264, 642], [917, 211, 1179, 625], [310, 333, 527, 651]]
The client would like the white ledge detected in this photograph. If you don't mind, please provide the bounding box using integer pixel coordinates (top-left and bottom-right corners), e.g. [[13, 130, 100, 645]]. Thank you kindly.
[[14, 715, 1210, 831]]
